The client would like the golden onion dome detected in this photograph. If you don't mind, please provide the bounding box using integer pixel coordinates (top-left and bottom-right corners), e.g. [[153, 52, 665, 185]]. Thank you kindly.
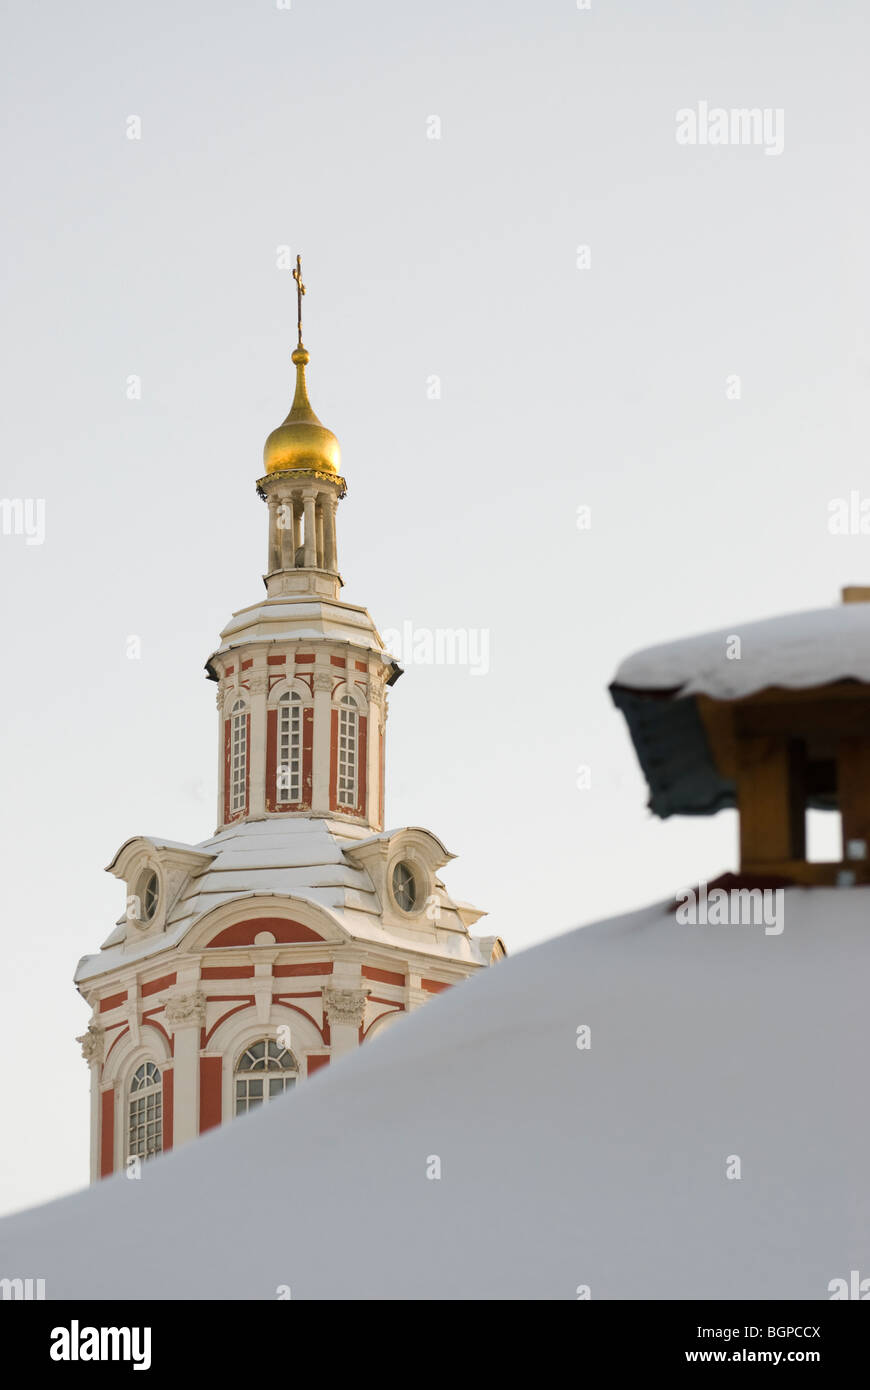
[[263, 346, 341, 477]]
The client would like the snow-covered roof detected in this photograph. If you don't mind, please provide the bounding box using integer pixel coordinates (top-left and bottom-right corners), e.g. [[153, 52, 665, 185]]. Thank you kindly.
[[611, 599, 870, 818], [208, 594, 395, 664], [613, 601, 870, 701], [12, 888, 869, 1297], [75, 819, 488, 984]]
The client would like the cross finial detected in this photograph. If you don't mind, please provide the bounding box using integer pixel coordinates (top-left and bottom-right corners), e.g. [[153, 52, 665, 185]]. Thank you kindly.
[[292, 254, 306, 348]]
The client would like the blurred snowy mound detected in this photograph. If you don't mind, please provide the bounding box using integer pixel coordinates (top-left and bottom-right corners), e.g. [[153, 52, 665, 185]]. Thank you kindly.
[[2, 890, 867, 1299]]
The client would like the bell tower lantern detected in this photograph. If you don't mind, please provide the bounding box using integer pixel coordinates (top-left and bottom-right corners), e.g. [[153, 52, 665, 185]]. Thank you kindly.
[[259, 257, 346, 603]]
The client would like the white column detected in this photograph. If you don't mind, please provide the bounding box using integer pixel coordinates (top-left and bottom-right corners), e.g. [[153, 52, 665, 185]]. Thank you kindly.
[[315, 500, 324, 568], [292, 497, 302, 565], [323, 492, 337, 573], [279, 491, 295, 571], [267, 494, 281, 573], [302, 489, 317, 568]]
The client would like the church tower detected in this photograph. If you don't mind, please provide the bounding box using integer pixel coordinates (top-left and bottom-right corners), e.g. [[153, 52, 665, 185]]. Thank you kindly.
[[75, 261, 504, 1180]]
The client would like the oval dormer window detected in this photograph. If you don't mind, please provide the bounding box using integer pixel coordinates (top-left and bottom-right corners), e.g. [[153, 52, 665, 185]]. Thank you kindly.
[[141, 871, 159, 922], [392, 861, 417, 913]]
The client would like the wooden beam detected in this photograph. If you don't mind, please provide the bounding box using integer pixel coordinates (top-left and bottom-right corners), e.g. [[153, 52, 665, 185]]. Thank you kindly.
[[735, 701, 870, 741]]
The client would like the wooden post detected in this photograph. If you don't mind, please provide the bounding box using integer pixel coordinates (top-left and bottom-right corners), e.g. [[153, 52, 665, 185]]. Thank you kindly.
[[837, 738, 870, 858], [737, 736, 806, 869]]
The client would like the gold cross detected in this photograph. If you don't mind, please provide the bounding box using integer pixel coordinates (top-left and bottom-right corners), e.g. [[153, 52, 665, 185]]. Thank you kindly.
[[292, 254, 306, 347]]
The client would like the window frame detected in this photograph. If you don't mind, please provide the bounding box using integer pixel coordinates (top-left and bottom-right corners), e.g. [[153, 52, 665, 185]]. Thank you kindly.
[[337, 694, 359, 809], [392, 860, 418, 913], [127, 1060, 163, 1163], [229, 698, 248, 817], [276, 690, 303, 805], [233, 1038, 299, 1117]]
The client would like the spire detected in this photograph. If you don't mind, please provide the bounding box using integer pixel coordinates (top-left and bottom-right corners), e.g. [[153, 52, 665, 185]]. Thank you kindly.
[[292, 253, 305, 349], [263, 255, 341, 478]]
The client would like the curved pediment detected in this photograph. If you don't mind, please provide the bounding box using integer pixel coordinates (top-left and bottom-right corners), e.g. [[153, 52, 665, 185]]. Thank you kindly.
[[202, 915, 327, 948], [178, 894, 348, 955]]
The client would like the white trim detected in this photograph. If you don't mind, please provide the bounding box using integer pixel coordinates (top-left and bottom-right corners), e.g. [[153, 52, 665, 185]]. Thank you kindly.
[[268, 675, 311, 704], [385, 846, 433, 922], [364, 1008, 404, 1042], [181, 895, 345, 954], [331, 679, 366, 710]]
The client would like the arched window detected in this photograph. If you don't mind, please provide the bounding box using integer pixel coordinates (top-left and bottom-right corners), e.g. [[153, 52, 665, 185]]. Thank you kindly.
[[337, 695, 358, 808], [277, 691, 302, 804], [128, 1061, 162, 1160], [234, 1039, 298, 1116], [230, 698, 247, 816]]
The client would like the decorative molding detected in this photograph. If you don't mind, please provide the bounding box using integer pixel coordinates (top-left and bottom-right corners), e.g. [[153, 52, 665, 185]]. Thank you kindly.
[[165, 990, 207, 1028], [122, 998, 141, 1047], [76, 1022, 105, 1065], [248, 674, 268, 696], [322, 986, 370, 1029], [313, 671, 333, 693]]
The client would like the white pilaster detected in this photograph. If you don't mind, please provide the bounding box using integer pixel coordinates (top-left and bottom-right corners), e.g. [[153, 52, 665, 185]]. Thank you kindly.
[[367, 669, 383, 829], [323, 975, 370, 1059], [312, 668, 333, 811], [405, 972, 429, 1013], [77, 1022, 105, 1183], [248, 666, 268, 818], [164, 989, 206, 1148], [215, 680, 225, 830]]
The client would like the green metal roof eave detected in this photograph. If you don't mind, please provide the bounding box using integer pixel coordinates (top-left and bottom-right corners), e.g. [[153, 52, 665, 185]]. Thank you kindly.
[[609, 683, 737, 819]]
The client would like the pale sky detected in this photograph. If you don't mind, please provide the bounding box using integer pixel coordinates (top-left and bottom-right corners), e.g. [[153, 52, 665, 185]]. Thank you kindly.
[[2, 0, 868, 1215]]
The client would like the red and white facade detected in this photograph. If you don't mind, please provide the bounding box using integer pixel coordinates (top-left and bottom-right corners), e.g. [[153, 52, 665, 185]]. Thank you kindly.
[[75, 333, 504, 1180]]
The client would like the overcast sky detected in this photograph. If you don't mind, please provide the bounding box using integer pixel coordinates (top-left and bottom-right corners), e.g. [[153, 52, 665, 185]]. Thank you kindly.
[[2, 0, 868, 1215]]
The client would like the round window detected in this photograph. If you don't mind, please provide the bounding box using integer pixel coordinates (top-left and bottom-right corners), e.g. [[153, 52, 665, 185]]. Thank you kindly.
[[392, 861, 418, 913], [141, 871, 159, 922]]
